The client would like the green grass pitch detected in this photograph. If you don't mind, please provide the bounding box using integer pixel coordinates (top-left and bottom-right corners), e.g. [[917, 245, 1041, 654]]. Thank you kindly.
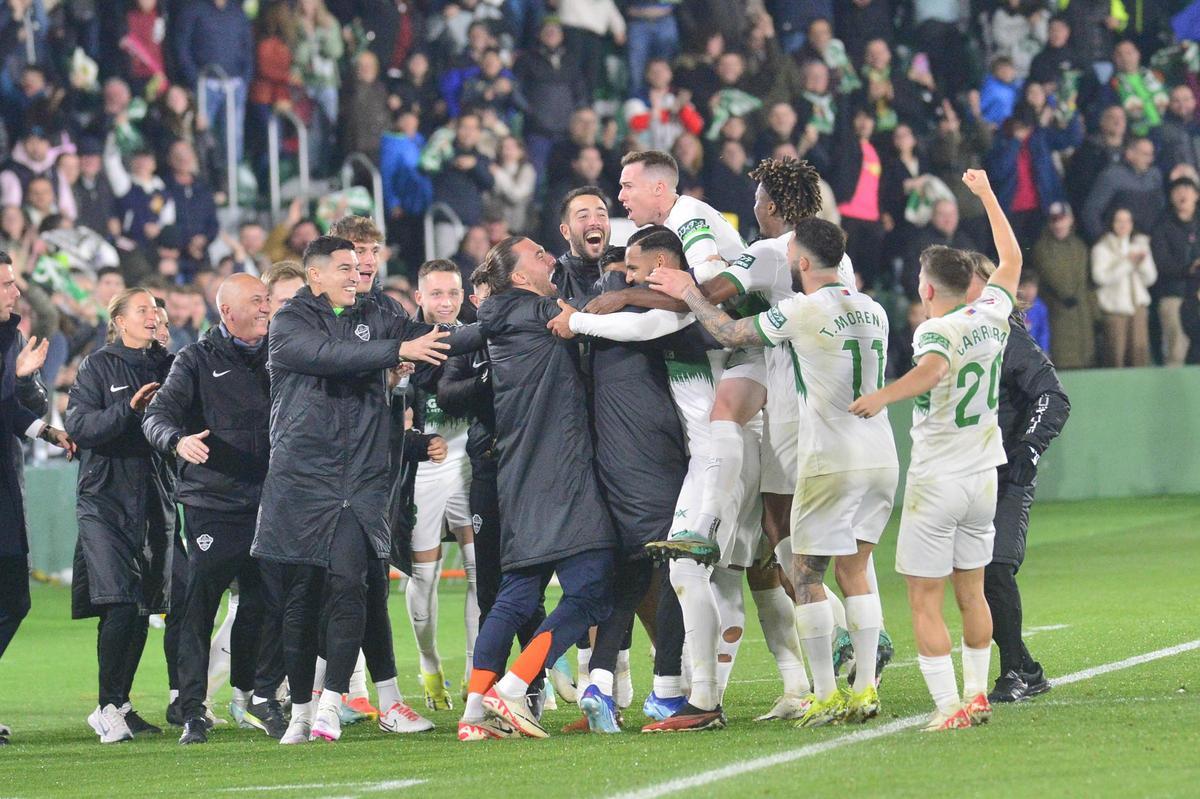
[[1, 496, 1197, 797]]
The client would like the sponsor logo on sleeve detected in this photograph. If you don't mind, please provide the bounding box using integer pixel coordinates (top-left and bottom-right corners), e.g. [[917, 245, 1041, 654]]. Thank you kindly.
[[917, 331, 952, 351], [765, 306, 788, 329]]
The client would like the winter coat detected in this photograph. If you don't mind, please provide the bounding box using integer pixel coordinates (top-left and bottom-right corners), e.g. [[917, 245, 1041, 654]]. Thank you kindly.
[[1031, 229, 1096, 369], [380, 131, 432, 217], [1081, 163, 1166, 242], [985, 118, 1085, 215], [175, 0, 254, 85], [65, 341, 175, 618], [141, 327, 270, 514], [342, 81, 391, 162], [1091, 233, 1158, 316], [485, 161, 536, 234], [475, 288, 615, 570], [252, 287, 480, 566], [515, 46, 585, 137], [429, 146, 493, 227], [1150, 211, 1200, 299], [1153, 113, 1200, 177], [1, 319, 45, 558]]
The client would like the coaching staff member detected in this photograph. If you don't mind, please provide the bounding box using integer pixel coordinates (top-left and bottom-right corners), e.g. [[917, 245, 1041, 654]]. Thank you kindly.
[[1, 253, 74, 746], [967, 255, 1070, 703], [458, 237, 615, 741], [253, 236, 475, 745], [143, 274, 281, 745]]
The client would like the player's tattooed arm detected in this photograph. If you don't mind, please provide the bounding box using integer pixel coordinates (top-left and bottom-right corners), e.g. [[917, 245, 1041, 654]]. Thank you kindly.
[[649, 268, 759, 347]]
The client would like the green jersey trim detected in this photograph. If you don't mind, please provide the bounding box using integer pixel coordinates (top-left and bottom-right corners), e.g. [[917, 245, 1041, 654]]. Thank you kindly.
[[753, 314, 775, 347], [682, 232, 716, 252], [988, 283, 1016, 306], [717, 270, 745, 295]]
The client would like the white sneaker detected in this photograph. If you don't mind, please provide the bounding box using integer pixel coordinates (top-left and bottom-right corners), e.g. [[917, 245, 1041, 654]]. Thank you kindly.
[[378, 701, 435, 734], [87, 704, 134, 743], [615, 667, 633, 709], [755, 693, 812, 721], [279, 717, 311, 745], [310, 703, 342, 741]]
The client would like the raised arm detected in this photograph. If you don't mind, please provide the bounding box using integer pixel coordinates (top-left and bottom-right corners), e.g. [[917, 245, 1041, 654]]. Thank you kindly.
[[963, 168, 1022, 297], [567, 307, 693, 342]]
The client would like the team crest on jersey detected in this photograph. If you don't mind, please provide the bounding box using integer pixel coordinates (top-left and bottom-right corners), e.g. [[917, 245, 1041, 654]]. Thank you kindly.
[[472, 514, 482, 534], [765, 306, 787, 329], [196, 534, 214, 552], [355, 324, 371, 341]]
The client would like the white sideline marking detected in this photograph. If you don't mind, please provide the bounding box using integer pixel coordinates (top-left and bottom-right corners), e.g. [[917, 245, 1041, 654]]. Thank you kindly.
[[219, 780, 426, 793], [610, 639, 1200, 799]]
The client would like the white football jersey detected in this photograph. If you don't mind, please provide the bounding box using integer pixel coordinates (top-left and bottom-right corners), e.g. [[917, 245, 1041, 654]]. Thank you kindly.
[[907, 283, 1014, 483], [417, 393, 470, 469], [755, 282, 898, 477], [663, 194, 746, 274]]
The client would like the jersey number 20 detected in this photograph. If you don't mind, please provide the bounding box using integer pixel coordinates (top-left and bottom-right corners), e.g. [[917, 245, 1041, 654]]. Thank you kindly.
[[955, 355, 1002, 428]]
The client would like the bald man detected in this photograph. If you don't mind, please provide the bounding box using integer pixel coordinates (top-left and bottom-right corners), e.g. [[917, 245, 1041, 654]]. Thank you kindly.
[[143, 274, 282, 744]]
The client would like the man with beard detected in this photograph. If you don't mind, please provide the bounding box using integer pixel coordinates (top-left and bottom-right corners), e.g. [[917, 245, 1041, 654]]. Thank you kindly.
[[457, 237, 615, 741]]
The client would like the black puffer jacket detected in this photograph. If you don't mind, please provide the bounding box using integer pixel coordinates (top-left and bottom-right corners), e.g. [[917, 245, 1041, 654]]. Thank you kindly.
[[65, 341, 175, 617], [1, 319, 46, 558], [997, 317, 1071, 479], [142, 326, 270, 513], [253, 286, 481, 566], [476, 288, 615, 570]]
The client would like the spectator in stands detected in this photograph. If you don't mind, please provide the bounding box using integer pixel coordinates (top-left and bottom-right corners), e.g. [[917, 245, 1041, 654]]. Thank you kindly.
[[459, 48, 524, 128], [1032, 202, 1095, 369], [794, 60, 837, 172], [209, 222, 270, 277], [986, 104, 1083, 246], [880, 122, 929, 266], [72, 138, 118, 239], [834, 0, 892, 72], [981, 56, 1023, 127], [164, 141, 219, 280], [294, 0, 344, 173], [248, 0, 296, 164], [626, 0, 681, 97], [988, 0, 1048, 80], [1060, 0, 1119, 67], [175, 0, 254, 170], [114, 149, 174, 246], [423, 111, 493, 257], [705, 52, 762, 140], [516, 20, 586, 178], [623, 59, 704, 152], [754, 102, 799, 164], [1019, 271, 1051, 352], [1066, 104, 1127, 213], [832, 106, 886, 289], [1153, 85, 1200, 179], [100, 78, 146, 161], [1082, 136, 1164, 242], [1181, 272, 1200, 364], [1, 126, 57, 209], [451, 224, 490, 286], [0, 208, 32, 274], [546, 107, 620, 194], [1150, 177, 1200, 367], [705, 139, 756, 239], [911, 0, 969, 98], [265, 199, 319, 263], [1029, 13, 1081, 87], [164, 284, 201, 352], [141, 85, 204, 167], [342, 50, 391, 164], [486, 136, 536, 235], [900, 198, 976, 298], [742, 12, 805, 111], [122, 0, 167, 97], [671, 132, 704, 197], [380, 109, 432, 268], [23, 177, 56, 229], [427, 2, 502, 72], [392, 51, 445, 136], [53, 153, 80, 223], [1107, 40, 1168, 138], [858, 38, 929, 135], [1092, 205, 1156, 368], [798, 17, 859, 96], [559, 0, 626, 98]]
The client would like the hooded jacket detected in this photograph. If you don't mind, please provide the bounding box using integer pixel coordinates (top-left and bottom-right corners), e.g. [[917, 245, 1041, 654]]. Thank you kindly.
[[252, 286, 481, 566], [65, 341, 175, 617], [476, 287, 615, 570], [142, 326, 270, 514]]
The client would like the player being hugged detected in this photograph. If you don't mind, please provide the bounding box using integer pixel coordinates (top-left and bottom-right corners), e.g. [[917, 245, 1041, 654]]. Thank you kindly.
[[848, 169, 1020, 731]]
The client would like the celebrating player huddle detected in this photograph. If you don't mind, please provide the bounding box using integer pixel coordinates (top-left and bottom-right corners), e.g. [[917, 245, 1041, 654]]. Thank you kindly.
[[36, 150, 1038, 749]]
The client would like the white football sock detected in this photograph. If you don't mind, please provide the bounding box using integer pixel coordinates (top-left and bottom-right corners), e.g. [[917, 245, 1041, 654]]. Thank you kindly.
[[318, 689, 341, 713], [845, 593, 883, 692], [577, 646, 592, 694], [670, 558, 719, 711], [231, 687, 250, 709], [462, 692, 484, 722], [290, 700, 313, 723], [589, 668, 614, 696], [206, 591, 237, 699], [495, 672, 529, 697], [406, 561, 442, 674], [615, 649, 632, 708], [348, 651, 368, 699], [752, 586, 810, 697], [168, 689, 179, 703], [918, 654, 960, 714], [961, 641, 992, 698], [826, 587, 848, 630], [711, 566, 745, 696], [375, 678, 401, 709], [312, 656, 327, 697], [695, 421, 744, 537], [652, 675, 682, 698], [462, 542, 479, 682], [795, 599, 837, 700]]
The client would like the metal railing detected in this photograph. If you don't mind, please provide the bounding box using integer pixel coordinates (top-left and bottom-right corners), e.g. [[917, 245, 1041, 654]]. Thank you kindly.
[[267, 107, 310, 222], [339, 153, 387, 243], [195, 65, 240, 221], [423, 202, 464, 262]]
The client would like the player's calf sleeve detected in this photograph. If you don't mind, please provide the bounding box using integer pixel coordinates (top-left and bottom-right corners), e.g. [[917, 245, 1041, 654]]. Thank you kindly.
[[405, 561, 442, 674], [669, 558, 719, 710], [711, 566, 745, 696], [696, 421, 744, 536], [348, 651, 368, 698], [795, 599, 837, 700], [752, 586, 810, 697], [462, 543, 479, 668], [844, 593, 882, 692], [918, 654, 959, 714], [961, 640, 992, 698]]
